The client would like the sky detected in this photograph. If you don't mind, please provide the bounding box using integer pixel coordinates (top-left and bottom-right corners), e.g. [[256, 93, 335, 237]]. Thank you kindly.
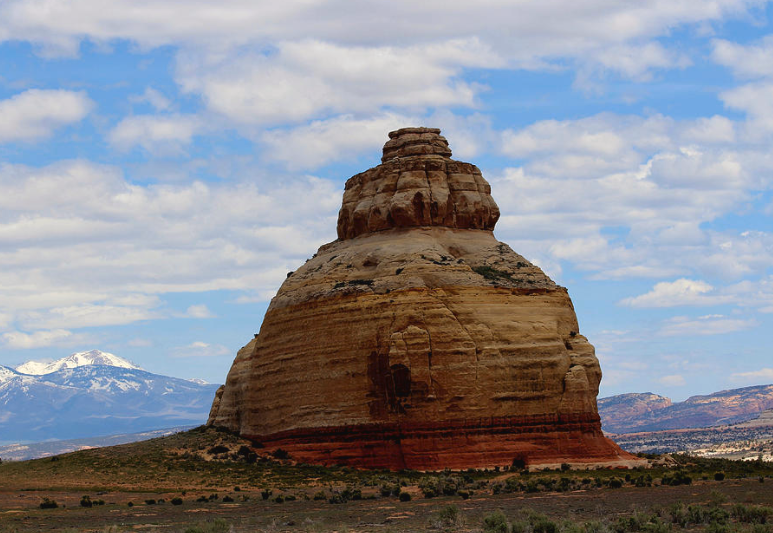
[[1, 1, 772, 402]]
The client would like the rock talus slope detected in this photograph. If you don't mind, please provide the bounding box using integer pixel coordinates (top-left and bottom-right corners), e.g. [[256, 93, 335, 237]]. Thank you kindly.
[[208, 127, 638, 470]]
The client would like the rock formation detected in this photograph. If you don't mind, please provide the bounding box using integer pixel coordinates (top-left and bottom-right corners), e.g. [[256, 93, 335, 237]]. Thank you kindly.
[[208, 127, 639, 470]]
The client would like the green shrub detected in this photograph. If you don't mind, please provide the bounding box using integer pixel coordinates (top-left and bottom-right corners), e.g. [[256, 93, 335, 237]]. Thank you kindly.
[[171, 497, 183, 505], [641, 518, 671, 533], [707, 522, 731, 533], [714, 472, 726, 481], [420, 476, 439, 498], [511, 520, 529, 533], [483, 510, 509, 533], [435, 505, 461, 528], [80, 495, 93, 508], [272, 448, 289, 460], [207, 445, 229, 454], [584, 520, 605, 533], [39, 498, 58, 509], [183, 518, 231, 533], [313, 490, 326, 501], [328, 493, 346, 504], [505, 477, 522, 493], [399, 491, 411, 502], [532, 515, 558, 533], [732, 504, 773, 524]]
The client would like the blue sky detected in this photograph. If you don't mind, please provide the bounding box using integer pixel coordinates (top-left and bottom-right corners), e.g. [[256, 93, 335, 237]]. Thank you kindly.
[[1, 1, 772, 401]]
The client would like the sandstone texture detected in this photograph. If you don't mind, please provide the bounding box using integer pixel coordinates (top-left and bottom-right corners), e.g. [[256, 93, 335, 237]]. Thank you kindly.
[[208, 127, 638, 470]]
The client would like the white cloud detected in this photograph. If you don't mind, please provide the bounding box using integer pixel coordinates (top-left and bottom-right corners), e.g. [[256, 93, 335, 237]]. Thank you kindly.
[[130, 87, 173, 111], [261, 113, 416, 170], [0, 159, 341, 339], [492, 112, 773, 283], [621, 276, 773, 311], [0, 0, 757, 63], [584, 42, 690, 83], [621, 279, 723, 308], [712, 36, 773, 80], [172, 341, 230, 357], [185, 305, 214, 319], [659, 374, 686, 386], [127, 338, 153, 347], [0, 89, 93, 143], [2, 329, 88, 349], [0, 312, 12, 330], [176, 39, 490, 127], [658, 315, 757, 337], [0, 1, 753, 135], [108, 114, 202, 153], [730, 368, 773, 383], [18, 304, 161, 330]]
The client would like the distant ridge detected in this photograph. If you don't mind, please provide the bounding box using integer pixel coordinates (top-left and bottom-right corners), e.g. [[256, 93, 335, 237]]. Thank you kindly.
[[15, 349, 142, 375], [0, 426, 195, 461], [599, 384, 773, 434]]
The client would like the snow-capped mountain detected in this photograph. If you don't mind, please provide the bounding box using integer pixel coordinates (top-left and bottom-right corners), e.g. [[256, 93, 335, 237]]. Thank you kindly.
[[15, 349, 142, 375], [0, 351, 219, 444]]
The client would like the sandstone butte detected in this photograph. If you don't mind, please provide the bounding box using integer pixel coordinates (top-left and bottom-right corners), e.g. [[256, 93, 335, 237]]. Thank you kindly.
[[208, 127, 642, 470]]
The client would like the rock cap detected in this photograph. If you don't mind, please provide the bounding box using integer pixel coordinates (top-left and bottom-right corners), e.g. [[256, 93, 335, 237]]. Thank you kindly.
[[337, 127, 500, 240], [382, 127, 452, 162]]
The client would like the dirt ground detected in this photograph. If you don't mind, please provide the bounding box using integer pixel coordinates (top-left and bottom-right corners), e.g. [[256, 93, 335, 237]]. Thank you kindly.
[[1, 477, 772, 532]]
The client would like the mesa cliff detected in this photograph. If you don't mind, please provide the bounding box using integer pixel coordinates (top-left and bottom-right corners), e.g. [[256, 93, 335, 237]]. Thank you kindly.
[[208, 127, 638, 470]]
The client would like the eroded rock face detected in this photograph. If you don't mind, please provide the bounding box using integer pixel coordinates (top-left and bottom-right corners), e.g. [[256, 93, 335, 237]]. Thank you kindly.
[[208, 127, 639, 470], [337, 127, 499, 239]]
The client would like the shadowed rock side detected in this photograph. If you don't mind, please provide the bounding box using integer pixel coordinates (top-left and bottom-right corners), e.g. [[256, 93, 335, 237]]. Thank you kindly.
[[208, 127, 639, 470]]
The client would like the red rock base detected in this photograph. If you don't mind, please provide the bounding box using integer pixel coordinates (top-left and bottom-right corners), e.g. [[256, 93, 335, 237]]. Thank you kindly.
[[244, 413, 637, 470]]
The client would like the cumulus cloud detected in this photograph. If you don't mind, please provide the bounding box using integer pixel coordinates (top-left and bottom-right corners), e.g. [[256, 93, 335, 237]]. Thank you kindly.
[[0, 159, 342, 342], [127, 338, 153, 347], [0, 0, 753, 58], [730, 368, 773, 383], [172, 341, 230, 357], [108, 114, 202, 153], [712, 36, 773, 80], [623, 276, 773, 311], [175, 39, 490, 127], [129, 87, 173, 111], [492, 112, 773, 283], [621, 279, 722, 307], [261, 113, 416, 170], [658, 374, 687, 386], [0, 89, 93, 143], [0, 1, 757, 137], [658, 315, 758, 337], [18, 304, 161, 330], [2, 329, 89, 349], [577, 42, 690, 90], [185, 305, 215, 319]]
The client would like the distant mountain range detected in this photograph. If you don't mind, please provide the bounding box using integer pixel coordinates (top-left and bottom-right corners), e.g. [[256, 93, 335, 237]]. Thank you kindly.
[[0, 426, 196, 461], [599, 384, 773, 434], [0, 350, 220, 444], [15, 350, 141, 375]]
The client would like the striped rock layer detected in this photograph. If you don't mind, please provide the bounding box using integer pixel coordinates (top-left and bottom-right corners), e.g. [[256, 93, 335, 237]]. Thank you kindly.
[[208, 127, 638, 470]]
